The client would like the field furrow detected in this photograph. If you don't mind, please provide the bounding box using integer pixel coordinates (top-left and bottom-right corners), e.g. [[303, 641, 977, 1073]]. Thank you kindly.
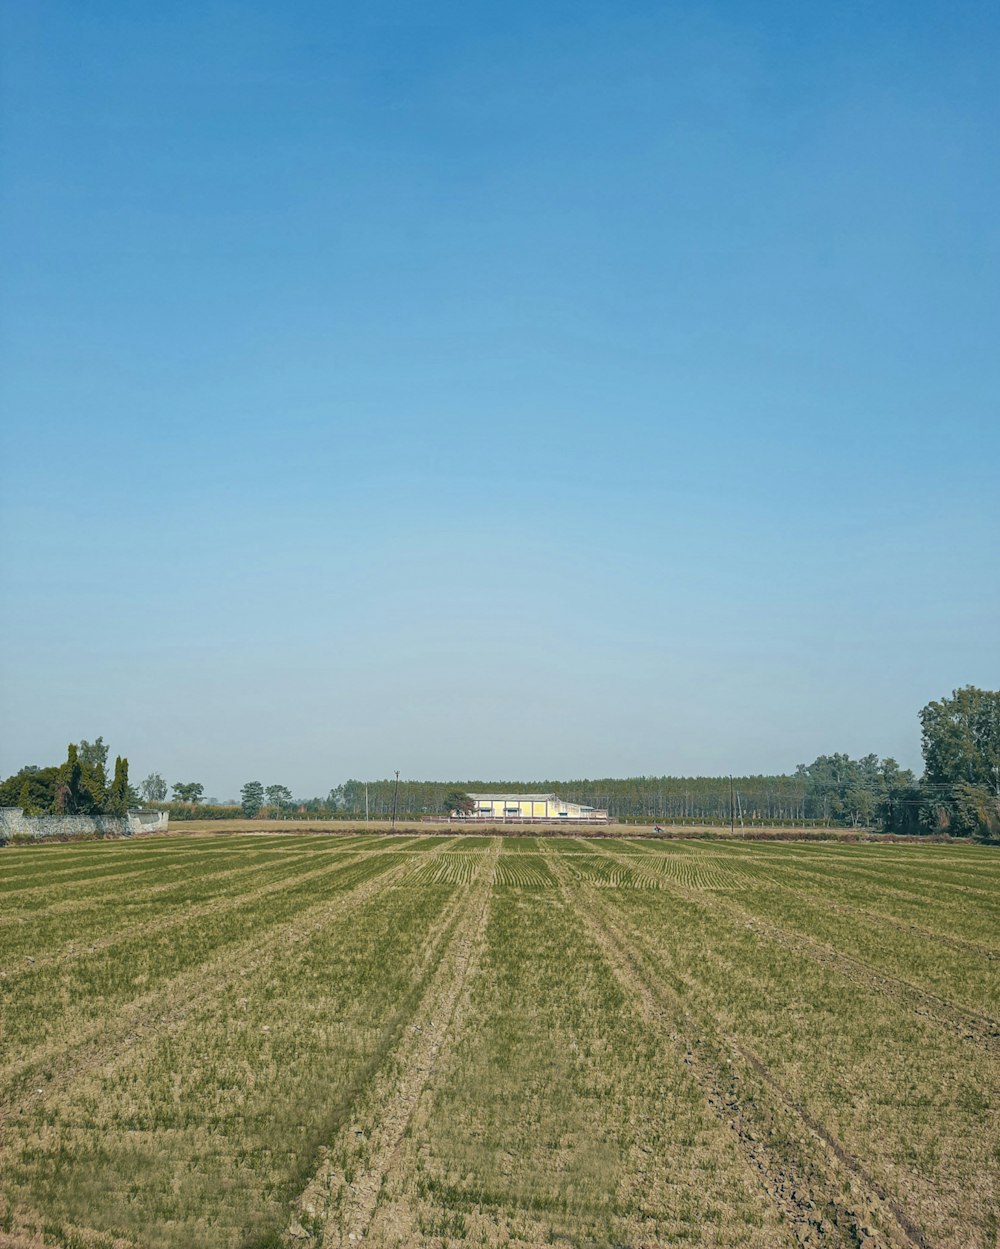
[[543, 847, 918, 1249], [580, 845, 997, 1248], [1, 833, 996, 1249], [0, 847, 347, 973], [0, 843, 432, 1110], [285, 839, 500, 1247], [359, 843, 798, 1248], [0, 843, 465, 1248], [590, 842, 999, 1041]]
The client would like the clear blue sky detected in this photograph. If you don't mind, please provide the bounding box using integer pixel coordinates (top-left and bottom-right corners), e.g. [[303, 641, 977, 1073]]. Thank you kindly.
[[2, 1, 997, 798]]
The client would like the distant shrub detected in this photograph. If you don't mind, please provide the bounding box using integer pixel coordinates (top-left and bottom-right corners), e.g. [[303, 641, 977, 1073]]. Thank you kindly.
[[164, 803, 241, 821]]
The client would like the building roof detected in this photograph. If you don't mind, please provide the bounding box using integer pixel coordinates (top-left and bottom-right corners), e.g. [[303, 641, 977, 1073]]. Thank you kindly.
[[467, 793, 560, 802]]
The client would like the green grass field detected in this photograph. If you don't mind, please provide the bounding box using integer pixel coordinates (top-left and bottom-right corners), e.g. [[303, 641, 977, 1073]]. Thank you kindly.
[[1, 834, 996, 1249]]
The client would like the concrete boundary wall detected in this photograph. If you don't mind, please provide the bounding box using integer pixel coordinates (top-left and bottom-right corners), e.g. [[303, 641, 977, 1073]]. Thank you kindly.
[[0, 807, 169, 843]]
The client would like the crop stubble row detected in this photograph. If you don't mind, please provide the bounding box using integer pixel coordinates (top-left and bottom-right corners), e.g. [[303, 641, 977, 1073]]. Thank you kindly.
[[0, 834, 996, 1249]]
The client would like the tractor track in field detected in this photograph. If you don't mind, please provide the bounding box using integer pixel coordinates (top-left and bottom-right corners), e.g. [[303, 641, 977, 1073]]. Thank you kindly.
[[0, 840, 451, 1126], [592, 843, 999, 1050], [690, 844, 1000, 960], [0, 844, 417, 979], [0, 840, 279, 886], [0, 839, 383, 905], [541, 846, 931, 1249], [283, 840, 499, 1249], [658, 843, 1000, 921]]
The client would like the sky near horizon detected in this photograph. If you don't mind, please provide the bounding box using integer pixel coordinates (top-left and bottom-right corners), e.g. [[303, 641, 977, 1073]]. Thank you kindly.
[[1, 2, 998, 799]]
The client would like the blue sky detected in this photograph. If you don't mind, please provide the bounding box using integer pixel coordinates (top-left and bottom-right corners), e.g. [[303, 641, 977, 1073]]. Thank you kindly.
[[2, 1, 997, 798]]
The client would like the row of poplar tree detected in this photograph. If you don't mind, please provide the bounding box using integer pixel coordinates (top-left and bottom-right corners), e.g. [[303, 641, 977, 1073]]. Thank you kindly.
[[306, 687, 999, 839]]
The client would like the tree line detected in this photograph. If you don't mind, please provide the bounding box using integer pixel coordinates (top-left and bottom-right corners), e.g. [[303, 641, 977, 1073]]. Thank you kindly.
[[316, 768, 887, 826], [2, 688, 997, 838], [312, 687, 998, 838]]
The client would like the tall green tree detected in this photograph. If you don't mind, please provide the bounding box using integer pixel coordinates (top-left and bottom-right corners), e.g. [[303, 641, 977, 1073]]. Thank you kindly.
[[920, 687, 1000, 792], [265, 784, 293, 816], [241, 781, 265, 817], [78, 737, 109, 782], [920, 687, 1000, 839], [106, 757, 130, 816], [172, 782, 205, 805], [18, 777, 38, 815], [56, 745, 89, 815]]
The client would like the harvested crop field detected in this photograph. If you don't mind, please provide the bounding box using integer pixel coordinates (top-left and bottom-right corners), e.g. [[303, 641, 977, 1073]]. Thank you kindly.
[[1, 834, 996, 1249]]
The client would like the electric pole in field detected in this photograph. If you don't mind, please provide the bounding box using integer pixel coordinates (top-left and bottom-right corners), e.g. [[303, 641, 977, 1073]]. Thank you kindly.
[[365, 783, 369, 823], [730, 774, 735, 836], [391, 770, 400, 832]]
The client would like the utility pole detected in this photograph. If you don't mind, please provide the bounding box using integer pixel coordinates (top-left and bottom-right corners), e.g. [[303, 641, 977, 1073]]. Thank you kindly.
[[730, 774, 735, 836], [365, 783, 369, 823], [391, 770, 400, 832]]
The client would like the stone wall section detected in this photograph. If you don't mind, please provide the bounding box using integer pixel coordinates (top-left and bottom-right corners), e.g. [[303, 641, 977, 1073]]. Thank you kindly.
[[0, 807, 169, 843]]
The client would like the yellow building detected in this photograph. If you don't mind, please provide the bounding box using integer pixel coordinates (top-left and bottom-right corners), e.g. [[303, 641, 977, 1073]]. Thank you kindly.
[[462, 793, 608, 822]]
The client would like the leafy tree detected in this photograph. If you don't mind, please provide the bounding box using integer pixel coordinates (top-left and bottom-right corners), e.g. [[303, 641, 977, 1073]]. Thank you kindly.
[[0, 765, 58, 812], [140, 773, 168, 803], [951, 782, 1000, 840], [795, 754, 915, 828], [918, 687, 1000, 840], [172, 782, 205, 805], [0, 743, 136, 819], [920, 687, 1000, 792], [265, 784, 293, 816], [241, 781, 265, 817], [444, 789, 475, 815], [878, 782, 923, 836], [78, 737, 109, 781]]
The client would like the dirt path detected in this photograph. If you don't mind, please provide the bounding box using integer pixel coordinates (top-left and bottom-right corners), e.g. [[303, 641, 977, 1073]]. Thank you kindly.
[[541, 843, 928, 1249], [283, 841, 499, 1248]]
